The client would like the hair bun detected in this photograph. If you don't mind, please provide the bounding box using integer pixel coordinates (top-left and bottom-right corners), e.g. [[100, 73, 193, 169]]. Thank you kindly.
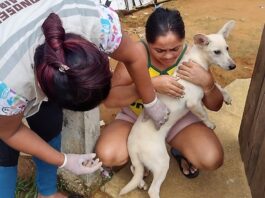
[[42, 13, 65, 51]]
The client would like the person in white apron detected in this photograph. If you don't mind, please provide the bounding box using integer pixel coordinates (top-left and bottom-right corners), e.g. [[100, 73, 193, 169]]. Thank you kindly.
[[0, 1, 170, 197]]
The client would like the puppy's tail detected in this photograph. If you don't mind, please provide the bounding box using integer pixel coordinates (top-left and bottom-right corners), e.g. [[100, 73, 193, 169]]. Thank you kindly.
[[119, 155, 144, 195]]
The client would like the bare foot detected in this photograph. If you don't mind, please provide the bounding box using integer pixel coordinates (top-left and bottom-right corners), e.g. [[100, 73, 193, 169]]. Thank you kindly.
[[171, 148, 199, 178], [180, 158, 198, 175]]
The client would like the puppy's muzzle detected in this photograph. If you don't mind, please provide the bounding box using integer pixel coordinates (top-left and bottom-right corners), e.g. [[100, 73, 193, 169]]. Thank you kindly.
[[229, 64, 236, 70]]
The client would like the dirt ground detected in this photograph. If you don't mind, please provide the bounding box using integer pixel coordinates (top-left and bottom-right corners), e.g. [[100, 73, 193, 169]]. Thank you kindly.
[[100, 0, 265, 124]]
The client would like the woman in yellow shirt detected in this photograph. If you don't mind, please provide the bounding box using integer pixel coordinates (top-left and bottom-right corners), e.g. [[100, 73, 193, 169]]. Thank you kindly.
[[96, 7, 224, 178]]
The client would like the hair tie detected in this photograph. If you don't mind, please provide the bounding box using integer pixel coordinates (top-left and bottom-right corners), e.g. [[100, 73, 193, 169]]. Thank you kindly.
[[59, 63, 70, 73]]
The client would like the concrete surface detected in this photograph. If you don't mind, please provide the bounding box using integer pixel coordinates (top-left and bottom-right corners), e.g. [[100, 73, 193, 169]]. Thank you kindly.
[[94, 79, 252, 198], [59, 107, 103, 196]]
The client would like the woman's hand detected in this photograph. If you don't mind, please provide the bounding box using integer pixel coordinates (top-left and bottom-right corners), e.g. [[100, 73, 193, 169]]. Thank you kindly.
[[152, 75, 185, 98], [59, 153, 102, 175], [177, 60, 224, 111], [177, 60, 215, 92]]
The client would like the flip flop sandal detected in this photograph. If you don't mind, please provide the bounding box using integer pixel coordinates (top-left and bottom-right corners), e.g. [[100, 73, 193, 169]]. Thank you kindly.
[[170, 148, 199, 179]]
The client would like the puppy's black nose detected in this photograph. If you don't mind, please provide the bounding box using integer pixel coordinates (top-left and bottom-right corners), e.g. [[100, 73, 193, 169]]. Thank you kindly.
[[229, 64, 236, 70]]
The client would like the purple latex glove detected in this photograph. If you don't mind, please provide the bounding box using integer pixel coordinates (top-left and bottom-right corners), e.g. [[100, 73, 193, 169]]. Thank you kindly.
[[59, 153, 102, 175], [143, 96, 170, 130]]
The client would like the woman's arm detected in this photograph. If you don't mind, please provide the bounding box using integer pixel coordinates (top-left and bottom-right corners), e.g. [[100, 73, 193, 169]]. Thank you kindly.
[[0, 113, 101, 174], [104, 61, 184, 108], [202, 84, 223, 111], [104, 84, 138, 108], [110, 33, 155, 104], [177, 61, 223, 111], [104, 61, 139, 108], [0, 113, 64, 166], [110, 33, 170, 129]]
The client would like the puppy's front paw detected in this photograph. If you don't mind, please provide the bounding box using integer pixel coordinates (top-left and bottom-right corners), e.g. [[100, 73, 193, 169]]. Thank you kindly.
[[223, 95, 232, 105], [216, 84, 232, 105], [221, 89, 232, 105]]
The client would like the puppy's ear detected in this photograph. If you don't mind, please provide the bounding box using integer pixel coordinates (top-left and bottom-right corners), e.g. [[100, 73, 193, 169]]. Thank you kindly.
[[217, 20, 235, 38], [194, 34, 209, 46]]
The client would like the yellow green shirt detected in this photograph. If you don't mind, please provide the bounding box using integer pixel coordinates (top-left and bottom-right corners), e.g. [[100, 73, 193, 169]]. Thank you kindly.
[[129, 41, 188, 116]]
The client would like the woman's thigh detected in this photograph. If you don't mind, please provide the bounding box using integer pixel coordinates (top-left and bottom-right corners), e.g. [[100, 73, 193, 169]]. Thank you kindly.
[[95, 119, 133, 167], [169, 122, 224, 170]]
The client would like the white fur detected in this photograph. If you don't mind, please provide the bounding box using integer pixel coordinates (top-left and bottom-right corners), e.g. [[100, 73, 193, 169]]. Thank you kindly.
[[119, 20, 236, 198]]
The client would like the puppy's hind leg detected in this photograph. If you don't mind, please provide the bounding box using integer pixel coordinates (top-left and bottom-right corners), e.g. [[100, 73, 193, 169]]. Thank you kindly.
[[120, 154, 144, 195], [186, 100, 216, 129], [130, 165, 148, 190], [148, 158, 169, 198]]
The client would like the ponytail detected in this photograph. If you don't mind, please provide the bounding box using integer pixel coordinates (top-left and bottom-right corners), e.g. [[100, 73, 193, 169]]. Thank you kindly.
[[42, 13, 65, 59]]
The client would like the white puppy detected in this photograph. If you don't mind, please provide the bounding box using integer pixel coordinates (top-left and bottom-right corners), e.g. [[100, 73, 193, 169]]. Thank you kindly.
[[120, 20, 236, 198]]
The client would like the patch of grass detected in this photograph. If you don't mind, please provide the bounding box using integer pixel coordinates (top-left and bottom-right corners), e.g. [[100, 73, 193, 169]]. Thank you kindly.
[[15, 176, 72, 198], [14, 174, 106, 198], [15, 176, 37, 198], [57, 175, 69, 194]]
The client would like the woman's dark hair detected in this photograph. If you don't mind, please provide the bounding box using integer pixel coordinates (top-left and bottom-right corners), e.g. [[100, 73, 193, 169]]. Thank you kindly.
[[34, 13, 112, 111], [145, 7, 185, 43]]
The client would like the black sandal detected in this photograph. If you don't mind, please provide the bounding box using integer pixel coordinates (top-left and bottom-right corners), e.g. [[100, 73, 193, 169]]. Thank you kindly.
[[170, 148, 199, 179]]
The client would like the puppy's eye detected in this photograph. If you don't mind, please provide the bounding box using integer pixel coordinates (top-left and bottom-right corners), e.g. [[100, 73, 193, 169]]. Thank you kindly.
[[214, 50, 221, 55], [226, 47, 229, 51]]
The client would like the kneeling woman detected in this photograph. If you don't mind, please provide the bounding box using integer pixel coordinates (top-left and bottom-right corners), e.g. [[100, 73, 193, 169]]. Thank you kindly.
[[96, 7, 224, 178]]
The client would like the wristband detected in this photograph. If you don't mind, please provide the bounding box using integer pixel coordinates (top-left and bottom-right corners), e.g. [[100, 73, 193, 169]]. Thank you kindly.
[[59, 153, 67, 168], [204, 84, 215, 95], [143, 96, 158, 107]]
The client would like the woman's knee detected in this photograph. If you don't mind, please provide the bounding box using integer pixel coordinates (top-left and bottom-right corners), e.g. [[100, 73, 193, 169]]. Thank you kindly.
[[171, 122, 224, 170], [96, 141, 129, 167], [198, 147, 224, 170], [95, 120, 132, 167]]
